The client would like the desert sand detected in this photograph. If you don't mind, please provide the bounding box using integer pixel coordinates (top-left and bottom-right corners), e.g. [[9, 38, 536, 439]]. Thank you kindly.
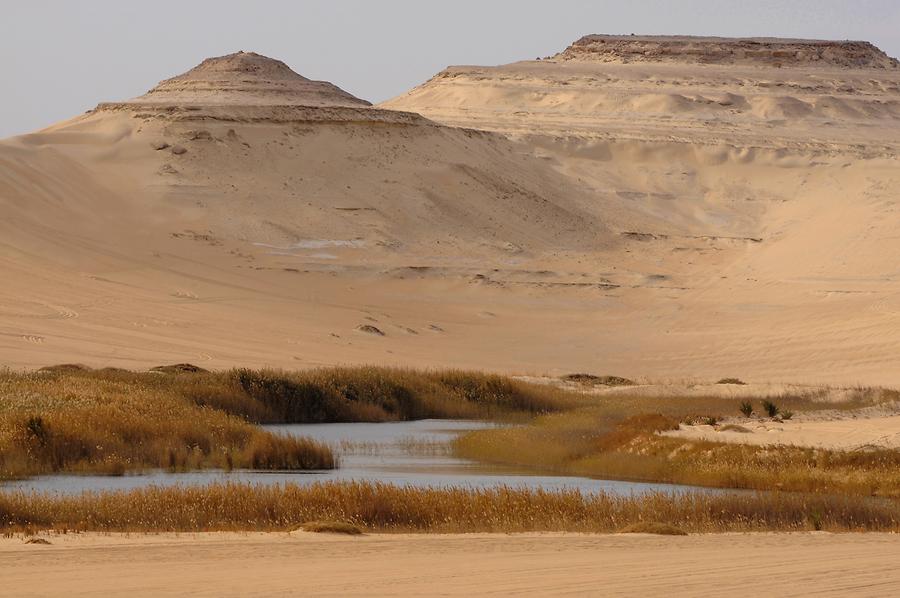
[[2, 38, 900, 384], [2, 531, 900, 597], [668, 407, 900, 450]]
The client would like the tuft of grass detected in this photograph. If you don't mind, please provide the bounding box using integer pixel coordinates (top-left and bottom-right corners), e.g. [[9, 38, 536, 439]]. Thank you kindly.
[[808, 510, 824, 531], [299, 521, 364, 535], [563, 374, 635, 387], [2, 482, 899, 534], [762, 400, 780, 418], [24, 537, 52, 545], [717, 378, 746, 385], [150, 364, 209, 374], [739, 401, 754, 417], [38, 364, 92, 374], [719, 424, 752, 433], [618, 522, 688, 536]]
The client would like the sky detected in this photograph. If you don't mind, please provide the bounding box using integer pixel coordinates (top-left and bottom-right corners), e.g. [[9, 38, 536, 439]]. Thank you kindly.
[[2, 0, 899, 138]]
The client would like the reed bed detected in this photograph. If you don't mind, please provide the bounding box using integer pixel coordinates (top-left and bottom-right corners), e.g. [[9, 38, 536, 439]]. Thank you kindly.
[[0, 366, 577, 480], [2, 481, 898, 534], [456, 408, 900, 497], [0, 371, 336, 480], [200, 367, 579, 422]]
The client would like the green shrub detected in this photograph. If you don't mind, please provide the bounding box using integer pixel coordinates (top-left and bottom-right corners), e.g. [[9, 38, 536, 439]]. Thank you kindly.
[[762, 400, 779, 418]]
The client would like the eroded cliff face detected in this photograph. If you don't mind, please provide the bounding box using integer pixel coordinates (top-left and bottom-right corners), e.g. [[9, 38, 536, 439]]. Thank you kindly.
[[555, 35, 899, 69], [383, 37, 900, 152]]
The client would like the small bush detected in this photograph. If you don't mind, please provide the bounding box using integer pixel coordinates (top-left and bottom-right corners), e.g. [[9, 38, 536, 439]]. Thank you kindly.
[[762, 400, 780, 418], [300, 521, 364, 535], [720, 424, 751, 433], [782, 410, 794, 420], [618, 522, 688, 536], [809, 510, 824, 531], [739, 401, 753, 417], [150, 363, 209, 374], [717, 378, 746, 385], [563, 374, 635, 387]]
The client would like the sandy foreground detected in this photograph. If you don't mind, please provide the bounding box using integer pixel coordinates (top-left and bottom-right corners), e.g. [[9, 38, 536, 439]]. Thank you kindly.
[[2, 531, 900, 597]]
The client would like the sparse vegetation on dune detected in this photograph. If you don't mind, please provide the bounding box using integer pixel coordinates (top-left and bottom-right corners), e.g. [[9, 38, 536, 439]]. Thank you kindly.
[[562, 374, 635, 387], [2, 482, 899, 534]]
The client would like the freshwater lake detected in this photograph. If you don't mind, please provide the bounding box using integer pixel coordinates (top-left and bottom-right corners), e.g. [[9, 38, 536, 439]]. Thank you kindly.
[[1, 419, 727, 496]]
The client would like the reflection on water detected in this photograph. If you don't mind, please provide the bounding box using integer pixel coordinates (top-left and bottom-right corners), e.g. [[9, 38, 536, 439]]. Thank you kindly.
[[1, 420, 730, 496]]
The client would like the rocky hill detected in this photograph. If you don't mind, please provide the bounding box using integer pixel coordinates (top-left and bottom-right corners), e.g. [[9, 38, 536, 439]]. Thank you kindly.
[[556, 35, 899, 68]]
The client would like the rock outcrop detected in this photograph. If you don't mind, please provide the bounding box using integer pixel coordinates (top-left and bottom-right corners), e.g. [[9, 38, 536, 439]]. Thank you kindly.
[[555, 35, 899, 69]]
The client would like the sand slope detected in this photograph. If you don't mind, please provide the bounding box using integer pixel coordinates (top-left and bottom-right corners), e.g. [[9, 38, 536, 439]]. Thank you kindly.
[[383, 36, 900, 383], [3, 532, 900, 597], [3, 41, 900, 383]]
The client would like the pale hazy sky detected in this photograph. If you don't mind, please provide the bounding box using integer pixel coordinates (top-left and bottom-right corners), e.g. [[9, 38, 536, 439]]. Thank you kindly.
[[2, 0, 899, 138]]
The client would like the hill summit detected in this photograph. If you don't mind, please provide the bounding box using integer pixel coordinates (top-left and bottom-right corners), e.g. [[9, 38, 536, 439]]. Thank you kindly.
[[126, 50, 371, 107]]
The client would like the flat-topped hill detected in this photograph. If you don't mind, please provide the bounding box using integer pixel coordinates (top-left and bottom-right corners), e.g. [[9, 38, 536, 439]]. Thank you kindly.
[[556, 35, 899, 68]]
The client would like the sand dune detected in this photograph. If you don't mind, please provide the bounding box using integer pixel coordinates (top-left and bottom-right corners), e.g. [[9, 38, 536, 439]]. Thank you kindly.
[[2, 40, 900, 383], [3, 531, 900, 597], [384, 36, 900, 383]]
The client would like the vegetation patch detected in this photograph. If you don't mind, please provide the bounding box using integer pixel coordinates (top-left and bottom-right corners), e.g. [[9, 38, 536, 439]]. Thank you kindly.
[[299, 521, 364, 535], [0, 369, 335, 480], [618, 522, 688, 536], [719, 424, 752, 433], [0, 367, 578, 480], [150, 363, 209, 374], [455, 389, 900, 496], [563, 374, 635, 387]]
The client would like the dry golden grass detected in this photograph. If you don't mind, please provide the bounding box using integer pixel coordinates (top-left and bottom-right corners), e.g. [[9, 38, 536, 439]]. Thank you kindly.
[[456, 390, 900, 497], [225, 367, 578, 422], [0, 370, 335, 480], [0, 366, 578, 480], [2, 481, 899, 534]]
